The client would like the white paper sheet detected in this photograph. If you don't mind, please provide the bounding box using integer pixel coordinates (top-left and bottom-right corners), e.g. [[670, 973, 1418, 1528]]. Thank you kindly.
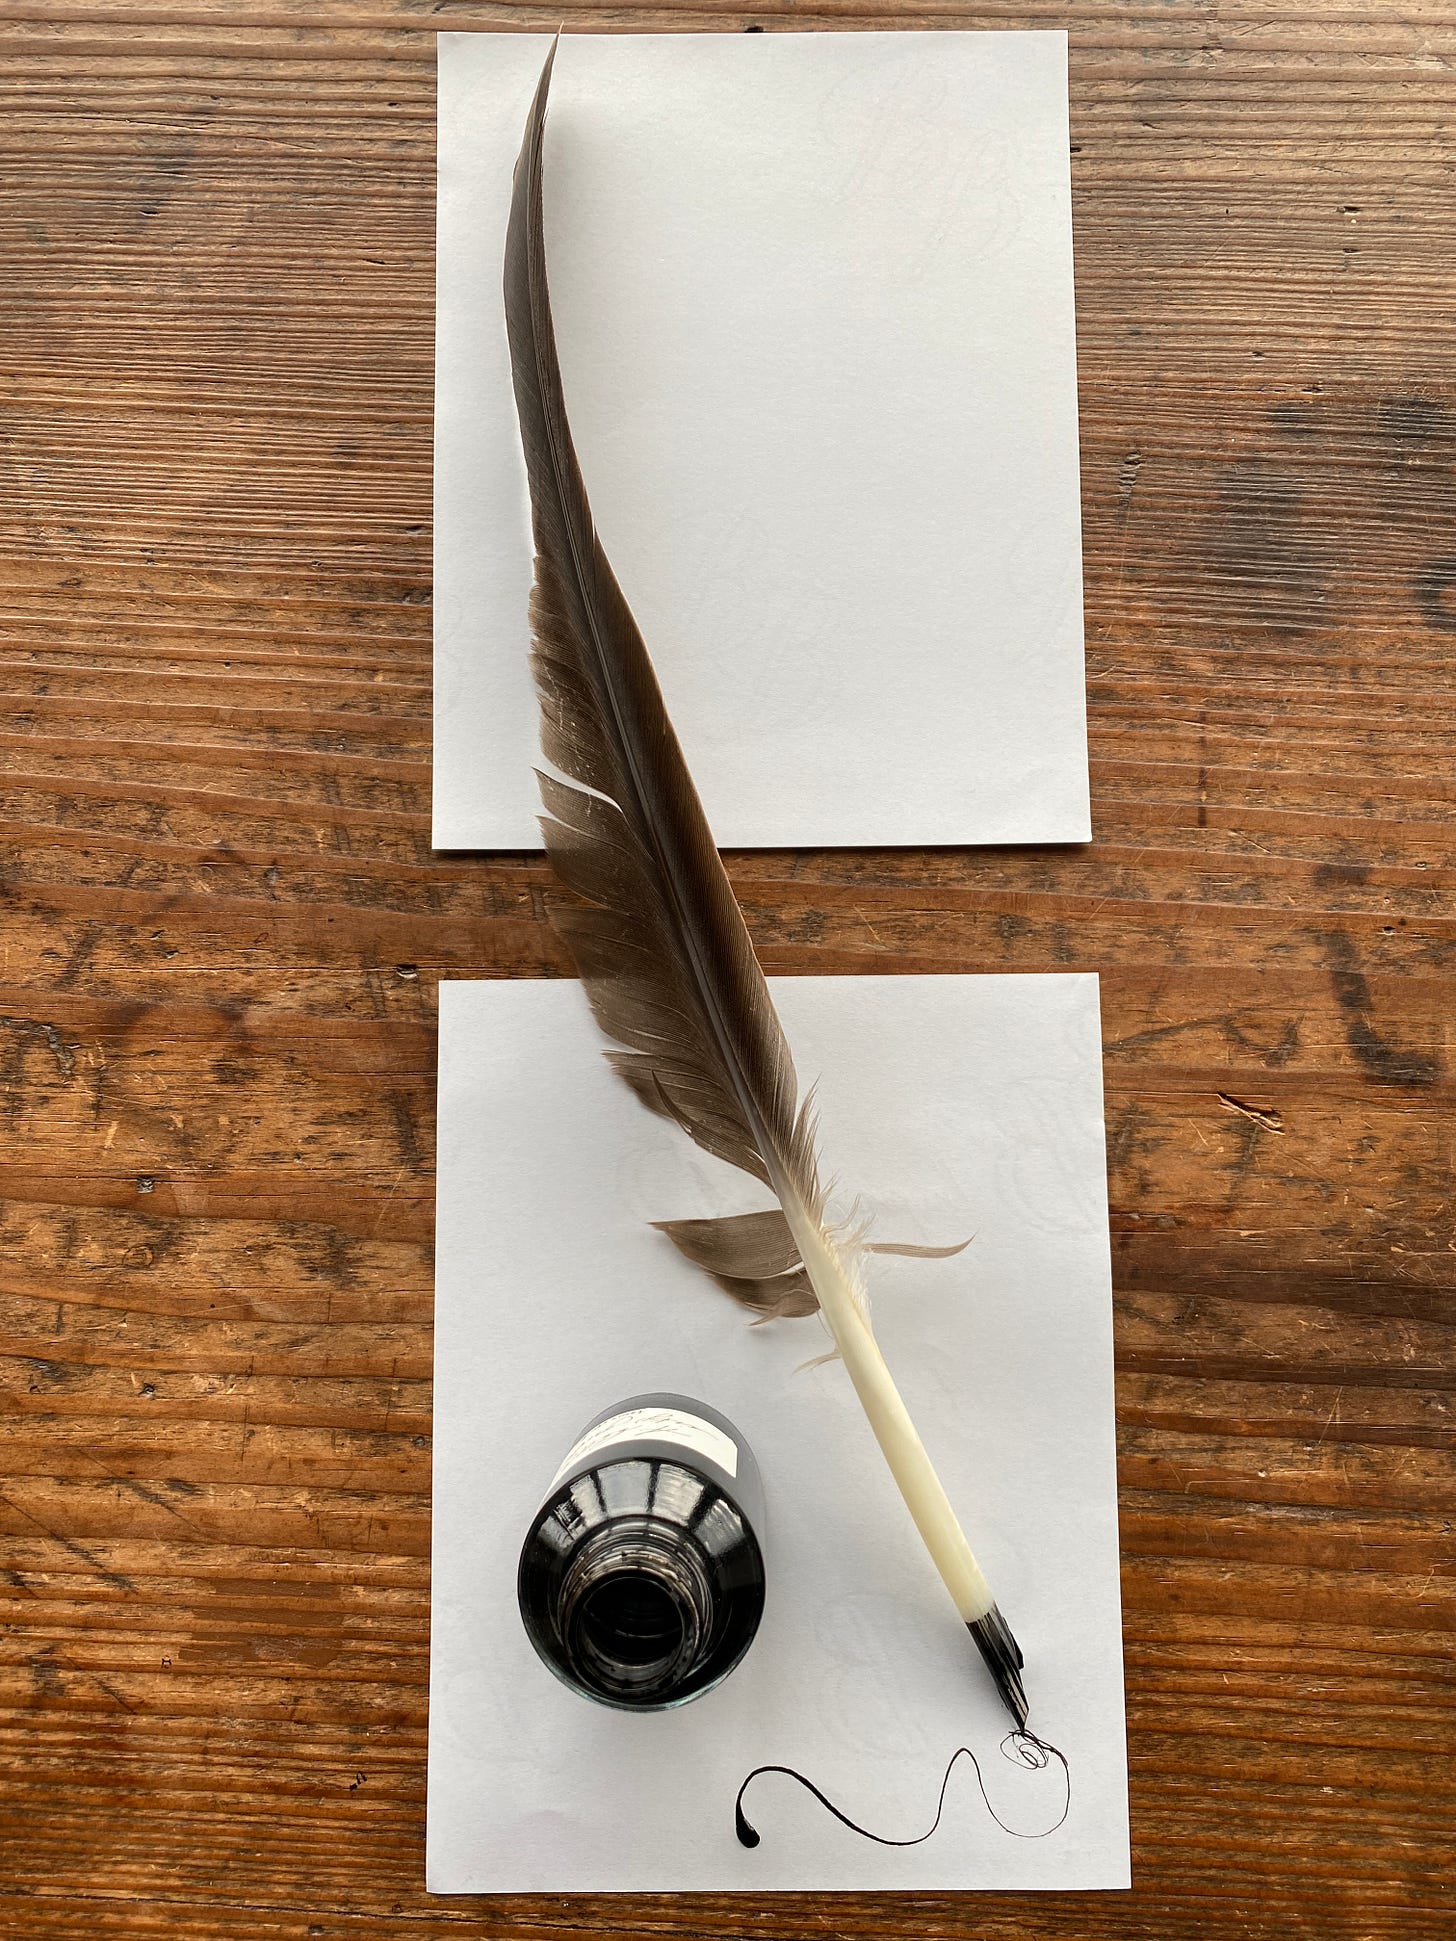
[[433, 32, 1090, 850], [429, 975, 1126, 1892]]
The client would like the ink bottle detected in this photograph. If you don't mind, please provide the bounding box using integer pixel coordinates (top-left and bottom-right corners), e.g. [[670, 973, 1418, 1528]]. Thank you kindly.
[[518, 1392, 766, 1710]]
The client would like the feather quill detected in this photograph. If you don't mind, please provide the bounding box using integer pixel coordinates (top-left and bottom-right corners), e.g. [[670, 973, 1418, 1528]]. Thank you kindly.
[[504, 42, 1027, 1728]]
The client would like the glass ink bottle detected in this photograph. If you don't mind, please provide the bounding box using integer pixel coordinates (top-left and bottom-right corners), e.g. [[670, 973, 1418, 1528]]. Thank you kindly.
[[518, 1393, 766, 1710]]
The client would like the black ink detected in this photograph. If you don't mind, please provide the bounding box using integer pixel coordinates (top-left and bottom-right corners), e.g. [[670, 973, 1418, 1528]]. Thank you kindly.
[[735, 1730, 1070, 1849], [519, 1394, 766, 1710], [966, 1605, 1027, 1728]]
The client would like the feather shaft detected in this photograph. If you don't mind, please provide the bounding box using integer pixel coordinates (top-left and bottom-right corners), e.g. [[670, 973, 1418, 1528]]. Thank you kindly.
[[782, 1208, 994, 1619]]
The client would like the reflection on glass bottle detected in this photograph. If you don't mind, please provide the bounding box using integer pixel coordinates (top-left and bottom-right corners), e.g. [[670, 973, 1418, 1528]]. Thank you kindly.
[[518, 1393, 766, 1710]]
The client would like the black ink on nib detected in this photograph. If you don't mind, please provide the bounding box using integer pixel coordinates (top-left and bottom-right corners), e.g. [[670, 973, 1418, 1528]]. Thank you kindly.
[[968, 1604, 1028, 1730]]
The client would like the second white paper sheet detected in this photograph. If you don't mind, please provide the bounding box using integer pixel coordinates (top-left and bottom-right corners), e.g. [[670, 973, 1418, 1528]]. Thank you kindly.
[[429, 975, 1127, 1893], [434, 32, 1089, 850]]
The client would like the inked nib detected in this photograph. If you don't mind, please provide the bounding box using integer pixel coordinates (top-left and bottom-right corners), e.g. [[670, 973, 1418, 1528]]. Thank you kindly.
[[967, 1604, 1028, 1730]]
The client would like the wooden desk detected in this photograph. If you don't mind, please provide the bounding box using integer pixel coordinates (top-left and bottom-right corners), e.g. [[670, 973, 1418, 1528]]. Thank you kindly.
[[0, 5, 1449, 1936]]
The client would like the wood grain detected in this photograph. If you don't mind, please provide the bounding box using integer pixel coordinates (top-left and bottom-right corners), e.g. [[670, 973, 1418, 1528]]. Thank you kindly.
[[0, 2, 1451, 1936]]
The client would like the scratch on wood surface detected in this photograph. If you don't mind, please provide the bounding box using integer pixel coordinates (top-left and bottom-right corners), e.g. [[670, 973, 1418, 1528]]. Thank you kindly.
[[1216, 1092, 1285, 1133]]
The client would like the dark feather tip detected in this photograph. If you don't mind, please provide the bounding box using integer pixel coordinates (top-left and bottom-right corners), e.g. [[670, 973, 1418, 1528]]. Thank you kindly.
[[967, 1604, 1029, 1730]]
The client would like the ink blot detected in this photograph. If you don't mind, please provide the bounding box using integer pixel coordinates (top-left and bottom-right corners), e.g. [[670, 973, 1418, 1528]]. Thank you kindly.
[[735, 1730, 1070, 1849]]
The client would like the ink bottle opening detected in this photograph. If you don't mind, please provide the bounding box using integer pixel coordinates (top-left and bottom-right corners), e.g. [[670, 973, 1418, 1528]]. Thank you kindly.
[[518, 1393, 766, 1710]]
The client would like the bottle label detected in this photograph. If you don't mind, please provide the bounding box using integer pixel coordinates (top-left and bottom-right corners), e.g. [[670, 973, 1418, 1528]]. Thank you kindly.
[[551, 1404, 739, 1487]]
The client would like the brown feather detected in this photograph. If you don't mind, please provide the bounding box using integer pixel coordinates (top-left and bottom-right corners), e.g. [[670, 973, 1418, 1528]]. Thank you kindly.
[[652, 1211, 802, 1280], [504, 40, 823, 1309]]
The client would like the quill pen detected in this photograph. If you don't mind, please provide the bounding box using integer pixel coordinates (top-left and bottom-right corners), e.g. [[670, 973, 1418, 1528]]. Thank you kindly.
[[504, 42, 1027, 1729]]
